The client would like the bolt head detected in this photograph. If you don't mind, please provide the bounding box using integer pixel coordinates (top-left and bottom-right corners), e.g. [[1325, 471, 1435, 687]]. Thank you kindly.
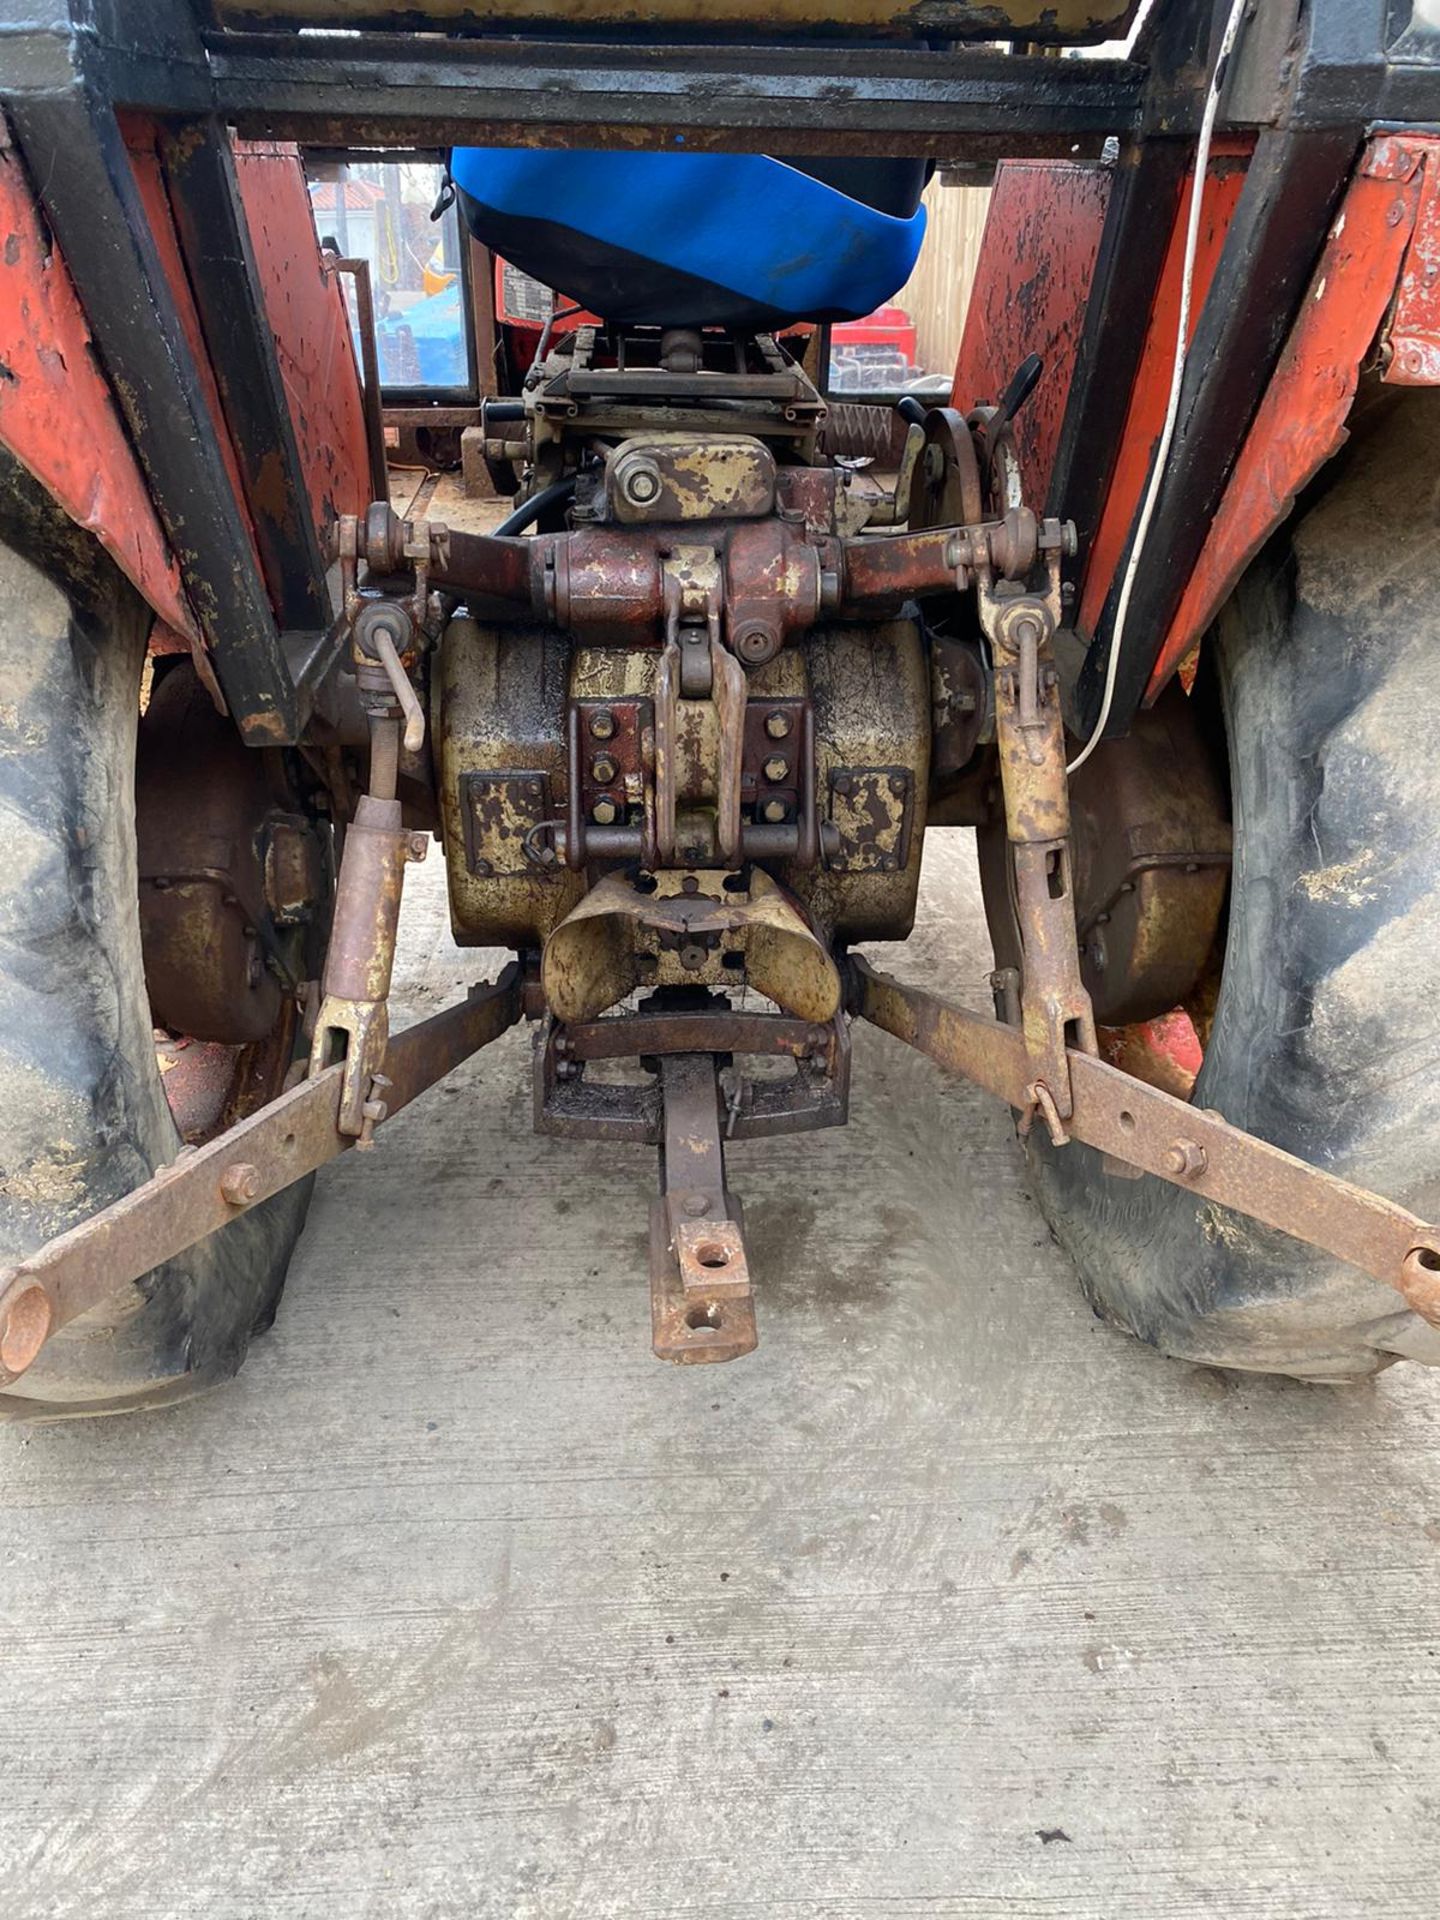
[[763, 756, 789, 784], [1164, 1138, 1207, 1181], [832, 772, 853, 796], [591, 754, 618, 786], [589, 708, 616, 740], [592, 798, 619, 826], [764, 710, 791, 740], [220, 1162, 261, 1206], [761, 798, 788, 825], [682, 1192, 710, 1218]]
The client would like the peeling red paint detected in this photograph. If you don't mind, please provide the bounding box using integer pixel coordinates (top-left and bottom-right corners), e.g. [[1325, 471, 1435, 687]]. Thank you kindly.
[[1079, 139, 1252, 639], [0, 112, 197, 640], [951, 157, 1112, 510], [120, 116, 259, 553], [1381, 136, 1440, 386], [234, 140, 372, 533], [1148, 135, 1433, 699]]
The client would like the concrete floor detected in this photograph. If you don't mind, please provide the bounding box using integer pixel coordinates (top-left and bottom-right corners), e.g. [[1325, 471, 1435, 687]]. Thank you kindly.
[[4, 835, 1440, 1918]]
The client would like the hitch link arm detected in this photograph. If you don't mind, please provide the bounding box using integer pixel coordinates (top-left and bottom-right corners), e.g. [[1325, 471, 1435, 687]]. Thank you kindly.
[[310, 702, 428, 1137], [983, 584, 1097, 1128], [0, 971, 523, 1390], [853, 958, 1440, 1327]]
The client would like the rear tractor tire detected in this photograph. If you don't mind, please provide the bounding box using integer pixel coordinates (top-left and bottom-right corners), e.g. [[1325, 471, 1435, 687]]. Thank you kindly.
[[0, 455, 330, 1418], [1013, 386, 1440, 1382]]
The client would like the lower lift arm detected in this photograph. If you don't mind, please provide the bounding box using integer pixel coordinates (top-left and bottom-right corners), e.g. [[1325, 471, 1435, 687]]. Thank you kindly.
[[0, 971, 522, 1389], [853, 958, 1440, 1328]]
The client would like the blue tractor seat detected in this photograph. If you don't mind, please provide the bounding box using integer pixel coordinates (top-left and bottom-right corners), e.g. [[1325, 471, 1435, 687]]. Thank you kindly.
[[447, 148, 929, 332]]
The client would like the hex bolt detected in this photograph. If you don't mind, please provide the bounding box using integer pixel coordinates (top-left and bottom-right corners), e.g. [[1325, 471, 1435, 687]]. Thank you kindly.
[[682, 1192, 710, 1218], [589, 708, 616, 740], [763, 756, 789, 784], [591, 753, 618, 785], [761, 798, 788, 824], [220, 1162, 261, 1207], [1164, 1139, 1208, 1181], [764, 710, 791, 740], [592, 797, 619, 826]]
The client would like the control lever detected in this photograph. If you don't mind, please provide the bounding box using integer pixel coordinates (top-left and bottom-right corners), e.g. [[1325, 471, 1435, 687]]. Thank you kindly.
[[994, 352, 1044, 437], [976, 353, 1044, 481]]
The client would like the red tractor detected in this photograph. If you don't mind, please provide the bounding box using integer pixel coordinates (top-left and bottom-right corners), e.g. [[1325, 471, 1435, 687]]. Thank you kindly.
[[2, 0, 1439, 1416]]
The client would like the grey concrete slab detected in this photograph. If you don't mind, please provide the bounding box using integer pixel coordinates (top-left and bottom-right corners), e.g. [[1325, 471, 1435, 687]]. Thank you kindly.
[[3, 835, 1439, 1919]]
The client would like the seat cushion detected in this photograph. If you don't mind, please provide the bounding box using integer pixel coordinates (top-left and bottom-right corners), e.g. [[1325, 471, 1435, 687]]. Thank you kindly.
[[448, 148, 927, 331]]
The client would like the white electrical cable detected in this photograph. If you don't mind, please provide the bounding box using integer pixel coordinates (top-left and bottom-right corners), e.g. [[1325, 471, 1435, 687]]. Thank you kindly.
[[1066, 0, 1250, 775]]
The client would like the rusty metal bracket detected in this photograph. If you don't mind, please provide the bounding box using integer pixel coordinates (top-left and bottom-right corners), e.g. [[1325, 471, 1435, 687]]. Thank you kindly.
[[852, 957, 1440, 1328], [309, 791, 429, 1136], [535, 999, 850, 1146], [650, 1053, 757, 1365], [982, 581, 1097, 1123], [0, 970, 524, 1390]]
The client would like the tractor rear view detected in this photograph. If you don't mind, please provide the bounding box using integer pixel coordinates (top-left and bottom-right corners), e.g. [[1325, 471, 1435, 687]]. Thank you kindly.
[[2, 0, 1440, 1416]]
